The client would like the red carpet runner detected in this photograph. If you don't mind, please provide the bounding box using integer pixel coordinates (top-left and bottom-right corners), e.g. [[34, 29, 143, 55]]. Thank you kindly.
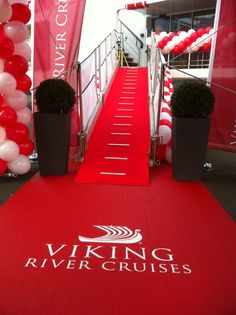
[[0, 165, 235, 314], [76, 67, 150, 186]]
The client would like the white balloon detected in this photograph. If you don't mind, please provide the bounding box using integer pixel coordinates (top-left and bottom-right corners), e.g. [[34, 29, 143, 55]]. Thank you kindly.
[[164, 94, 171, 102], [172, 36, 181, 45], [8, 154, 31, 174], [0, 72, 17, 96], [155, 34, 161, 43], [0, 0, 12, 22], [4, 21, 29, 44], [190, 42, 199, 52], [4, 90, 28, 110], [160, 112, 172, 122], [165, 146, 172, 164], [166, 41, 175, 50], [164, 86, 170, 93], [209, 29, 215, 36], [200, 34, 209, 44], [0, 140, 19, 162], [0, 126, 6, 144], [14, 42, 32, 61], [160, 31, 168, 38], [0, 59, 4, 72], [161, 101, 171, 110], [188, 29, 196, 35], [162, 46, 170, 55], [16, 107, 32, 125], [196, 36, 204, 48], [159, 125, 171, 144], [179, 31, 188, 40]]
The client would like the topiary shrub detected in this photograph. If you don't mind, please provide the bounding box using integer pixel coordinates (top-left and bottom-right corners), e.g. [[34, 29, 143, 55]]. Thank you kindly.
[[35, 78, 76, 114], [170, 81, 215, 118]]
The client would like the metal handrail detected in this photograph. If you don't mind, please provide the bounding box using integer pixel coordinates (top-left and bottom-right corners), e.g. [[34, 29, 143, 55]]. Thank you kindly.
[[148, 34, 166, 166], [77, 30, 118, 160], [118, 19, 143, 65], [119, 19, 143, 48]]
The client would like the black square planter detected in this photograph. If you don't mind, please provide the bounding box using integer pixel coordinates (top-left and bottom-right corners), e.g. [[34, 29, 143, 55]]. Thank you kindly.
[[34, 112, 71, 176], [172, 116, 210, 181]]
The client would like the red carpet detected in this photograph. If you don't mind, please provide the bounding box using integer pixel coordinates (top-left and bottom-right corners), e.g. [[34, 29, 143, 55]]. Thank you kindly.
[[0, 165, 236, 314], [76, 67, 150, 186]]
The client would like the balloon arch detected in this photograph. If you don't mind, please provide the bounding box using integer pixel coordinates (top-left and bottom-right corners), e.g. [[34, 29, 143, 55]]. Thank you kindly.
[[147, 27, 214, 55], [0, 0, 33, 176]]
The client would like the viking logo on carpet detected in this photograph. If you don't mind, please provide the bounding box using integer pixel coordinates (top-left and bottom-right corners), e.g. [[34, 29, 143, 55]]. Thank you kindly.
[[78, 225, 142, 244], [24, 225, 192, 275]]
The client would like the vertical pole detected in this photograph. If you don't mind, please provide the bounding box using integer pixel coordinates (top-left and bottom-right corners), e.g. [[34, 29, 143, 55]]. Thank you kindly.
[[105, 36, 108, 84], [156, 63, 165, 137], [110, 32, 114, 69], [121, 32, 124, 67], [98, 45, 102, 95], [77, 63, 86, 159], [94, 48, 99, 101], [188, 53, 191, 69]]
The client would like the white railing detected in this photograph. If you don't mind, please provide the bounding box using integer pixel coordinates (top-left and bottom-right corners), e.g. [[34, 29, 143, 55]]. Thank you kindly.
[[77, 31, 118, 158], [148, 33, 166, 166], [118, 20, 144, 66]]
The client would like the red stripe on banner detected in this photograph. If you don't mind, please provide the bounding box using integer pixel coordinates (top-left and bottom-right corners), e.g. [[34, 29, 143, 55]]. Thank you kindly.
[[33, 0, 86, 146]]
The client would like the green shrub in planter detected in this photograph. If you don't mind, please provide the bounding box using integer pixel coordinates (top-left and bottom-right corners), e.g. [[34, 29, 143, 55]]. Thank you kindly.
[[34, 78, 76, 176], [170, 81, 215, 181], [35, 78, 76, 114], [170, 81, 214, 118]]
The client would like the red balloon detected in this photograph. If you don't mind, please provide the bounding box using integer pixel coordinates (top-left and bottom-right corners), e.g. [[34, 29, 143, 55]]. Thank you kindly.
[[183, 37, 191, 47], [10, 4, 31, 24], [0, 106, 17, 128], [202, 43, 210, 52], [158, 40, 165, 49], [190, 32, 198, 42], [19, 138, 35, 155], [197, 28, 205, 37], [171, 46, 181, 55], [0, 159, 7, 175], [205, 26, 213, 33], [4, 55, 28, 78], [162, 36, 170, 46], [175, 46, 182, 54], [164, 81, 170, 88], [169, 32, 177, 40], [0, 36, 14, 60], [178, 42, 186, 52], [16, 74, 32, 92], [6, 122, 29, 143], [0, 94, 4, 107]]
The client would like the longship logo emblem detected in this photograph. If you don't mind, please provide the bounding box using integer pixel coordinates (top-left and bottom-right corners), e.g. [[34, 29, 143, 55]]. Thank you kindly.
[[78, 225, 142, 244]]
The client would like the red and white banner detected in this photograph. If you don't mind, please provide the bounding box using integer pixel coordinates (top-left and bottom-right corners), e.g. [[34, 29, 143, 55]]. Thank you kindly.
[[125, 2, 148, 10], [33, 0, 86, 145], [209, 0, 236, 152]]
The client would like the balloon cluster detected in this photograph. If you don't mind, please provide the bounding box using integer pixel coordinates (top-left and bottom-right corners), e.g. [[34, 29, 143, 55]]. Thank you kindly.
[[156, 67, 173, 164], [147, 27, 214, 55], [0, 0, 34, 176]]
